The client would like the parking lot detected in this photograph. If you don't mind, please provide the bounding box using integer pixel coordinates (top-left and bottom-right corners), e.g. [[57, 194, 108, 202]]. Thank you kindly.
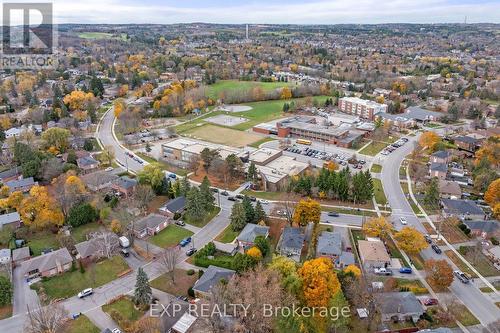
[[380, 137, 410, 156]]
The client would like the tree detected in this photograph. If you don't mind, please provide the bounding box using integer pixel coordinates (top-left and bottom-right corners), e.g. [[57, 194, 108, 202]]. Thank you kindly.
[[424, 177, 441, 209], [110, 219, 122, 234], [134, 184, 155, 212], [67, 203, 98, 227], [114, 98, 126, 118], [0, 276, 12, 306], [424, 259, 453, 291], [63, 90, 94, 111], [25, 300, 68, 333], [91, 231, 120, 259], [343, 264, 361, 278], [241, 196, 255, 224], [200, 148, 220, 171], [254, 235, 270, 256], [474, 136, 500, 168], [484, 178, 500, 211], [292, 198, 321, 226], [137, 163, 164, 191], [298, 257, 341, 308], [394, 227, 428, 254], [362, 216, 393, 239], [157, 247, 180, 283], [99, 146, 115, 166], [41, 128, 70, 153], [19, 185, 64, 230], [83, 138, 94, 151], [280, 86, 292, 99], [246, 246, 262, 260], [230, 203, 247, 231], [232, 253, 256, 272], [247, 161, 258, 183], [199, 176, 214, 210], [419, 131, 441, 151], [186, 187, 206, 222], [253, 201, 267, 224], [134, 267, 152, 306]]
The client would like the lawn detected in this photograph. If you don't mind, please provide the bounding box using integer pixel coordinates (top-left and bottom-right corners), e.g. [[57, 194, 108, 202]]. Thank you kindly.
[[370, 164, 382, 173], [78, 32, 128, 41], [321, 206, 379, 217], [449, 303, 480, 326], [149, 225, 194, 248], [102, 296, 142, 322], [205, 80, 293, 100], [31, 256, 130, 299], [359, 141, 391, 156], [135, 153, 188, 176], [373, 178, 387, 205], [386, 237, 411, 268], [451, 246, 499, 277], [184, 206, 221, 227], [241, 190, 284, 200], [183, 123, 263, 148], [64, 315, 100, 333], [24, 231, 60, 256], [71, 222, 104, 243], [150, 269, 198, 297], [249, 137, 277, 148], [215, 225, 239, 243]]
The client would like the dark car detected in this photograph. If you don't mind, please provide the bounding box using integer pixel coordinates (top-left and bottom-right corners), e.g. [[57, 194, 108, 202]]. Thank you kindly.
[[249, 196, 257, 202], [220, 191, 229, 196], [210, 187, 219, 193], [422, 298, 438, 306], [327, 211, 339, 217], [235, 194, 244, 200], [424, 235, 433, 244], [228, 196, 237, 201], [399, 267, 412, 274], [179, 237, 192, 247], [431, 244, 442, 254], [186, 248, 197, 256]]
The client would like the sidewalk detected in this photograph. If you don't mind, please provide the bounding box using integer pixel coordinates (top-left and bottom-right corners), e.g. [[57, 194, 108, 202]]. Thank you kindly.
[[85, 308, 119, 331]]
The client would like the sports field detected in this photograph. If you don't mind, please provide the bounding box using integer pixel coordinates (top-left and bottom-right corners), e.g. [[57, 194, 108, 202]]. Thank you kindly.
[[78, 32, 128, 41], [205, 80, 293, 100], [184, 124, 263, 147]]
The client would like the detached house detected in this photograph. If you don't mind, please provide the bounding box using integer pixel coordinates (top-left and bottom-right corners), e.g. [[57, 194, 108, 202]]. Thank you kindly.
[[316, 231, 355, 268], [438, 180, 462, 199], [0, 167, 21, 183], [442, 199, 485, 221], [454, 135, 479, 152], [22, 247, 73, 279], [463, 220, 500, 239], [429, 162, 447, 180], [129, 214, 169, 238], [77, 156, 100, 174], [430, 150, 452, 164], [111, 176, 138, 197], [0, 212, 21, 228], [192, 265, 235, 297], [159, 196, 186, 217], [277, 227, 305, 262], [358, 239, 390, 268], [5, 177, 38, 193], [376, 292, 424, 323], [236, 224, 270, 250]]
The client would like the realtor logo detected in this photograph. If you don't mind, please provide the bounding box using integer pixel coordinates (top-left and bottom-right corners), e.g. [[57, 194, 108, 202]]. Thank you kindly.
[[1, 2, 56, 69]]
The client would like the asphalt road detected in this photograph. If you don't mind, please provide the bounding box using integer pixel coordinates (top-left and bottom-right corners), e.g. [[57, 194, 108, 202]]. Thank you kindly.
[[379, 135, 500, 326]]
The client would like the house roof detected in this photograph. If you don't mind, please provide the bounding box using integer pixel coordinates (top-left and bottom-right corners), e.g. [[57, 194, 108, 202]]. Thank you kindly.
[[431, 150, 451, 159], [405, 106, 443, 121], [171, 312, 197, 333], [130, 214, 167, 232], [193, 265, 235, 293], [317, 231, 342, 256], [430, 162, 447, 173], [0, 212, 21, 226], [12, 247, 30, 261], [77, 156, 99, 168], [237, 223, 269, 243], [0, 167, 20, 180], [113, 176, 137, 190], [280, 227, 305, 251], [376, 292, 423, 316], [455, 135, 478, 144], [81, 171, 118, 189], [22, 247, 72, 274], [338, 252, 355, 266], [438, 180, 462, 196], [358, 240, 390, 263], [75, 238, 100, 258], [442, 199, 484, 216], [160, 196, 186, 214], [5, 177, 37, 190], [463, 220, 499, 233]]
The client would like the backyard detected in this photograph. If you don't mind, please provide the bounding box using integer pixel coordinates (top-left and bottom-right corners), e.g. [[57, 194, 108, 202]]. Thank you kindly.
[[150, 269, 198, 296], [215, 225, 239, 243], [102, 296, 142, 323], [183, 206, 221, 227], [31, 256, 130, 299], [149, 225, 194, 248], [63, 315, 100, 333]]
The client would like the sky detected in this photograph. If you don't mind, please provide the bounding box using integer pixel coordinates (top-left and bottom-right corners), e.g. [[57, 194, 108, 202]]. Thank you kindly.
[[2, 0, 500, 24]]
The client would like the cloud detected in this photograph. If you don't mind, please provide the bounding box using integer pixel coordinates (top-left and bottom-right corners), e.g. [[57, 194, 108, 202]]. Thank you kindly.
[[2, 0, 499, 24]]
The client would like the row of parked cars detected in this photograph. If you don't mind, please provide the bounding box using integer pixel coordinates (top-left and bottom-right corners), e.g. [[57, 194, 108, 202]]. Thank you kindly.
[[126, 151, 144, 164], [381, 137, 409, 155], [285, 146, 366, 168]]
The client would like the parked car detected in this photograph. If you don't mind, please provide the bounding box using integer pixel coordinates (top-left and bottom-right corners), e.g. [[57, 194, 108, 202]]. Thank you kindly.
[[431, 244, 442, 254], [249, 196, 257, 202], [120, 248, 130, 257], [399, 267, 412, 274], [276, 210, 287, 217], [220, 191, 229, 196], [186, 248, 197, 256], [374, 267, 393, 276], [77, 288, 93, 299], [454, 270, 470, 284], [112, 328, 123, 333], [105, 167, 114, 172], [422, 298, 438, 306], [399, 217, 408, 225], [179, 237, 192, 247], [424, 235, 433, 244], [327, 211, 340, 217], [259, 199, 269, 205], [210, 187, 219, 193], [175, 220, 186, 226], [227, 196, 237, 201], [235, 194, 244, 200]]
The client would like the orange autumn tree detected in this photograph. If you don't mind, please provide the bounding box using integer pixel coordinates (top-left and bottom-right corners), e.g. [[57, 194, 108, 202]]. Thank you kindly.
[[280, 87, 292, 99], [298, 257, 341, 308], [246, 246, 262, 260], [484, 178, 500, 217], [425, 259, 454, 291], [394, 226, 428, 254], [419, 131, 441, 151], [292, 198, 321, 226], [474, 136, 500, 168], [19, 185, 64, 230], [63, 90, 94, 111], [362, 216, 393, 239]]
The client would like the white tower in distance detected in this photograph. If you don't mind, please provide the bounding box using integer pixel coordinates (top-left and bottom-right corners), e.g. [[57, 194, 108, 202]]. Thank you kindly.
[[246, 24, 249, 40]]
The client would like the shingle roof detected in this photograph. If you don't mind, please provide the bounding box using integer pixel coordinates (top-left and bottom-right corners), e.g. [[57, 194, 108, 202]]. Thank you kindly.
[[358, 240, 390, 262], [442, 199, 484, 216], [0, 212, 21, 226], [193, 265, 235, 293], [12, 247, 30, 261], [113, 176, 137, 190], [317, 231, 342, 256], [431, 150, 451, 159], [22, 247, 72, 274], [161, 196, 186, 214], [75, 239, 100, 258], [438, 180, 461, 196], [463, 220, 499, 233], [0, 167, 20, 180], [376, 292, 423, 316], [455, 135, 478, 144], [406, 106, 443, 121], [280, 227, 305, 251], [130, 214, 167, 232], [5, 177, 37, 190], [237, 224, 269, 243], [77, 156, 99, 168], [430, 162, 447, 172]]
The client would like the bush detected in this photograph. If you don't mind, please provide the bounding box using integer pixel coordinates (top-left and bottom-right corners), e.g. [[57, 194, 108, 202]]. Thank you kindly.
[[188, 287, 195, 298], [491, 237, 499, 246], [463, 228, 471, 235], [0, 276, 13, 306], [67, 203, 98, 227], [458, 223, 467, 231], [186, 269, 195, 276], [458, 246, 468, 255]]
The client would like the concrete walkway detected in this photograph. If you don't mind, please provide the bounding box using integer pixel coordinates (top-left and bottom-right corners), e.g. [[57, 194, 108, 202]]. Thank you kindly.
[[86, 308, 119, 331]]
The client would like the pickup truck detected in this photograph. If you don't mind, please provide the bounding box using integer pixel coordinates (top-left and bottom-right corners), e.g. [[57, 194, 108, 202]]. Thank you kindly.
[[374, 267, 393, 276]]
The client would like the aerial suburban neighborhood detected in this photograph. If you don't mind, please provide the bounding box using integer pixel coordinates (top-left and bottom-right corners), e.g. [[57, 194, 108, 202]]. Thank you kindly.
[[0, 2, 499, 333]]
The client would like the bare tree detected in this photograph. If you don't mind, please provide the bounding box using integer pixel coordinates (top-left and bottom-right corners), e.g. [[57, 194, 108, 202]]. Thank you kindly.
[[25, 301, 68, 333], [134, 184, 155, 213], [157, 247, 180, 283], [91, 231, 120, 259], [188, 155, 201, 176]]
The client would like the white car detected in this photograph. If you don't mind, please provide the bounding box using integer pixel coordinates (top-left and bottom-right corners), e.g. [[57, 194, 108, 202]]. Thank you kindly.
[[105, 167, 114, 172], [399, 217, 408, 225], [259, 199, 269, 205], [112, 328, 123, 333], [77, 288, 93, 298]]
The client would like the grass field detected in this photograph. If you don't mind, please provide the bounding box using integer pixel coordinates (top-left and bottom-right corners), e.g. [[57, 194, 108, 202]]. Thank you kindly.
[[150, 269, 198, 296], [183, 124, 263, 147], [215, 225, 239, 243], [205, 80, 293, 100], [25, 231, 60, 256], [373, 178, 387, 205], [359, 141, 391, 156], [64, 315, 100, 333], [32, 256, 130, 299], [78, 32, 128, 41], [249, 137, 277, 148], [102, 296, 142, 322], [371, 164, 382, 173], [149, 225, 193, 248], [184, 206, 221, 227]]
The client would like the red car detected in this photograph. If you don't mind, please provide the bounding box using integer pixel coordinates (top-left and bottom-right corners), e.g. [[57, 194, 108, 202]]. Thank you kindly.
[[423, 298, 438, 306]]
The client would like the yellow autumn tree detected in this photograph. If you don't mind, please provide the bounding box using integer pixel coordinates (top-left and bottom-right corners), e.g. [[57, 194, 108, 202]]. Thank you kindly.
[[394, 227, 428, 254], [41, 127, 70, 152], [280, 87, 292, 100], [485, 178, 500, 215], [0, 186, 10, 198], [114, 98, 126, 118], [292, 198, 321, 226], [6, 191, 23, 211], [298, 257, 341, 308], [475, 136, 500, 167], [63, 90, 94, 111], [343, 264, 361, 278], [290, 64, 299, 73], [19, 185, 64, 230], [247, 246, 262, 260], [362, 216, 393, 239], [419, 131, 441, 151], [110, 219, 122, 234]]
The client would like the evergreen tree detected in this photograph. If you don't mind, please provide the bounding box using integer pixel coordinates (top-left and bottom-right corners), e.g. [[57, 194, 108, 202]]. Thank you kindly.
[[199, 176, 214, 209], [230, 203, 247, 231], [254, 201, 267, 223], [424, 177, 440, 209], [242, 196, 255, 224], [134, 268, 152, 306], [186, 187, 205, 222], [247, 162, 258, 183], [180, 176, 191, 197]]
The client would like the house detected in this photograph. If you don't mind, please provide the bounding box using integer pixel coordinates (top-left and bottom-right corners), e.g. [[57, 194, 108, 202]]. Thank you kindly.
[[128, 214, 169, 239], [192, 265, 235, 297], [0, 167, 21, 183], [405, 106, 443, 123], [74, 239, 101, 263], [5, 127, 21, 139], [5, 177, 38, 193], [316, 231, 342, 261], [430, 150, 452, 164], [170, 312, 198, 333], [12, 247, 30, 267], [111, 176, 138, 197], [236, 224, 270, 250], [0, 249, 11, 265], [438, 180, 462, 199], [0, 212, 21, 228], [77, 156, 100, 174], [357, 239, 390, 268], [159, 196, 186, 217], [429, 163, 447, 180], [376, 292, 424, 323], [22, 247, 73, 279], [277, 227, 305, 262], [454, 135, 479, 152], [81, 170, 119, 191], [441, 199, 485, 220], [463, 220, 500, 239]]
